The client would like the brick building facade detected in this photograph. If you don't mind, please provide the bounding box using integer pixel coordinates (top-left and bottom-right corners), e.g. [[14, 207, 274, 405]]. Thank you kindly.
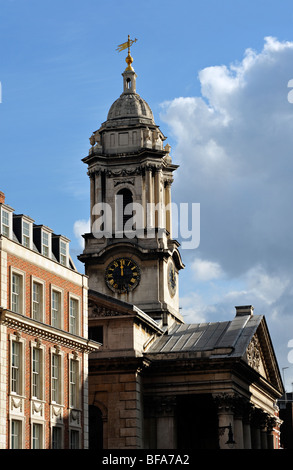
[[0, 191, 99, 449]]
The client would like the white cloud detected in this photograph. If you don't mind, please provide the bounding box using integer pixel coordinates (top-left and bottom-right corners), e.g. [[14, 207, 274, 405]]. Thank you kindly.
[[179, 292, 214, 324], [161, 36, 293, 276], [244, 264, 290, 306], [73, 218, 90, 248], [191, 257, 224, 281]]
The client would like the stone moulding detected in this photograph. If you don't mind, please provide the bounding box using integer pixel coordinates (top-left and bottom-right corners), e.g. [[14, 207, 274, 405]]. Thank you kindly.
[[31, 400, 44, 418], [0, 307, 99, 353], [69, 409, 81, 427], [50, 404, 63, 425], [10, 396, 23, 414], [246, 334, 261, 372]]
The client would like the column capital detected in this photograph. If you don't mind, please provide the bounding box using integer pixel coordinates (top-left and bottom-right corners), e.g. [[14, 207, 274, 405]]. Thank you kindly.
[[214, 393, 243, 413], [144, 395, 176, 417]]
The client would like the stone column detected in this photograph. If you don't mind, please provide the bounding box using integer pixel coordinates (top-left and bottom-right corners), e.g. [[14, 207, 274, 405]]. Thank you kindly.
[[95, 170, 102, 205], [251, 408, 264, 449], [90, 172, 95, 229], [215, 394, 236, 449], [164, 180, 172, 237], [251, 426, 261, 449], [155, 396, 177, 449], [154, 167, 163, 230], [261, 427, 268, 449], [145, 166, 154, 229], [141, 169, 146, 231], [91, 170, 104, 236], [234, 416, 244, 449], [218, 413, 235, 449], [89, 169, 102, 223], [242, 403, 252, 449], [243, 421, 252, 449], [258, 410, 270, 449], [267, 417, 277, 449], [233, 396, 249, 449]]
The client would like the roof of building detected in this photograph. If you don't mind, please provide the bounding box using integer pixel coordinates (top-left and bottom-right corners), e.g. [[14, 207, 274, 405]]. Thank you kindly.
[[105, 58, 155, 126], [147, 312, 262, 357], [107, 89, 155, 124], [0, 193, 77, 271]]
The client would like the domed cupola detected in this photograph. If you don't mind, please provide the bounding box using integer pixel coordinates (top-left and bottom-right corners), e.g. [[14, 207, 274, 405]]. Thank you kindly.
[[88, 38, 166, 156], [106, 69, 155, 125]]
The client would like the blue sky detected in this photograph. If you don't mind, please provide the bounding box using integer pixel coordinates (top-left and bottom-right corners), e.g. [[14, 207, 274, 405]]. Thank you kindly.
[[1, 0, 293, 390]]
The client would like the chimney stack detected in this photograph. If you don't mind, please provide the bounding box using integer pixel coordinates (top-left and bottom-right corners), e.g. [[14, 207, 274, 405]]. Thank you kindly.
[[0, 191, 5, 204], [235, 305, 254, 317]]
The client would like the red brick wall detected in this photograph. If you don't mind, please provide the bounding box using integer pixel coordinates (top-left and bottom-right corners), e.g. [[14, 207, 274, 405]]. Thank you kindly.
[[6, 252, 84, 335], [5, 326, 85, 449], [4, 252, 86, 449]]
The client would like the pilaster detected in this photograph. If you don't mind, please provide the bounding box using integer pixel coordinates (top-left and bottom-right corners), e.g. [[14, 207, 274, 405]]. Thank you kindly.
[[0, 247, 7, 448], [144, 395, 177, 449], [0, 322, 7, 449]]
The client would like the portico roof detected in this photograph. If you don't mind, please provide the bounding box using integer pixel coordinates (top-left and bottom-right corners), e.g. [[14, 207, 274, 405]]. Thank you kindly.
[[147, 313, 262, 357], [145, 308, 284, 395]]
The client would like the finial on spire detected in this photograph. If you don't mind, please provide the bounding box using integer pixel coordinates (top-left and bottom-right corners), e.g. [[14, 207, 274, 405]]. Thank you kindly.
[[116, 35, 138, 71]]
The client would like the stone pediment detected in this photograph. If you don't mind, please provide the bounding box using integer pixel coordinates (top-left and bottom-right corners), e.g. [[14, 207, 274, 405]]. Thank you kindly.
[[243, 334, 268, 379], [88, 289, 163, 334], [88, 298, 133, 319], [242, 317, 283, 393]]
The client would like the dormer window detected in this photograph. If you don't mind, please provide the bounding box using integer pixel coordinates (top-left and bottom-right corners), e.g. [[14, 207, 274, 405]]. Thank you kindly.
[[13, 214, 34, 249], [1, 209, 10, 237], [52, 235, 70, 267], [0, 203, 14, 239], [33, 225, 53, 258], [22, 220, 31, 247], [42, 231, 49, 256], [42, 230, 51, 257], [60, 240, 67, 266]]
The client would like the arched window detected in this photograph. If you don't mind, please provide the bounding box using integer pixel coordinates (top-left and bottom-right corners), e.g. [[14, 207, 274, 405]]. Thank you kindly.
[[116, 188, 133, 231], [126, 78, 132, 89]]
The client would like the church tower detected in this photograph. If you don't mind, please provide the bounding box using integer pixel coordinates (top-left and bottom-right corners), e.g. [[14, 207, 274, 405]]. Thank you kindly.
[[79, 39, 184, 327]]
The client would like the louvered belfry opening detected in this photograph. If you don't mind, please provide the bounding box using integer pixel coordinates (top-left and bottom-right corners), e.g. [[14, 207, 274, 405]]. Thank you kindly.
[[117, 188, 133, 231]]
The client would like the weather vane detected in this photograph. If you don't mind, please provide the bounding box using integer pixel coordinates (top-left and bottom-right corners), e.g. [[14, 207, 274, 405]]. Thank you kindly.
[[116, 35, 138, 71]]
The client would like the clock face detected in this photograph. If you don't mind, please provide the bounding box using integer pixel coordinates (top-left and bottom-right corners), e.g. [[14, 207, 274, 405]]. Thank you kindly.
[[168, 260, 177, 297], [105, 257, 140, 294]]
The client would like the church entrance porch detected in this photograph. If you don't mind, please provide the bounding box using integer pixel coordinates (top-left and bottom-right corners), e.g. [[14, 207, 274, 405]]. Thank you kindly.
[[144, 394, 219, 450], [143, 393, 279, 450]]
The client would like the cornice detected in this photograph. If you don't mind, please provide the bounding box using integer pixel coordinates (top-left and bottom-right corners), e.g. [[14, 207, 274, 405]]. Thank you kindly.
[[89, 355, 151, 373], [83, 148, 178, 169], [0, 308, 100, 353], [88, 295, 163, 335]]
